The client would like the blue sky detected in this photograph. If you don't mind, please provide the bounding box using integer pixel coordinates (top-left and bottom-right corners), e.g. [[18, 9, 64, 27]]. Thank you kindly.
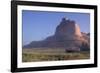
[[22, 10, 90, 45]]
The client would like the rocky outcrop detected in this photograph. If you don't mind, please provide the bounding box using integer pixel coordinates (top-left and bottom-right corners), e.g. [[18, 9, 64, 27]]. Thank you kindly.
[[23, 17, 90, 51]]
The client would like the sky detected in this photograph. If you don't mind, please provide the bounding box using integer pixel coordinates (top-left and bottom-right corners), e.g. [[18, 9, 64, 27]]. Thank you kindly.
[[22, 10, 90, 45]]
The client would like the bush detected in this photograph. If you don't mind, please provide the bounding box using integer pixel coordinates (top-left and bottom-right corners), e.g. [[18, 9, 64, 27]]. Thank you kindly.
[[80, 42, 90, 51]]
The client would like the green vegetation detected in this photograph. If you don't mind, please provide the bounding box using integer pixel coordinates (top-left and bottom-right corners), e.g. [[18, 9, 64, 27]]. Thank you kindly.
[[22, 48, 90, 62]]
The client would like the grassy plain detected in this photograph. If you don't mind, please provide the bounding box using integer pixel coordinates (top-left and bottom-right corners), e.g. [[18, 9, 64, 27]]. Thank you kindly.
[[22, 48, 90, 62]]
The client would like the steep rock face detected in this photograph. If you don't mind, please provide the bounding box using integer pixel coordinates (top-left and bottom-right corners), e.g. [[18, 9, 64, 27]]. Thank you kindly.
[[55, 18, 82, 37], [23, 17, 90, 51]]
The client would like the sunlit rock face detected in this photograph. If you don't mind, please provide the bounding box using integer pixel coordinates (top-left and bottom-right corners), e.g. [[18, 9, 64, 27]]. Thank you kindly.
[[55, 18, 82, 38]]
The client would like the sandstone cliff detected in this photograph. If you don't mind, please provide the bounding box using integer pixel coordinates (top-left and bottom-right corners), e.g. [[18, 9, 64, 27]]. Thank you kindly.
[[23, 17, 90, 51]]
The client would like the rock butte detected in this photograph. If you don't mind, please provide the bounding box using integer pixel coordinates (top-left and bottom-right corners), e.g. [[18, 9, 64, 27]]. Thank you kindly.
[[23, 17, 90, 50], [55, 17, 82, 37]]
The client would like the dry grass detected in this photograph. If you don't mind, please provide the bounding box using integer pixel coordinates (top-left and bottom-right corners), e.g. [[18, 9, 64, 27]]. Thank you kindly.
[[22, 48, 90, 62]]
